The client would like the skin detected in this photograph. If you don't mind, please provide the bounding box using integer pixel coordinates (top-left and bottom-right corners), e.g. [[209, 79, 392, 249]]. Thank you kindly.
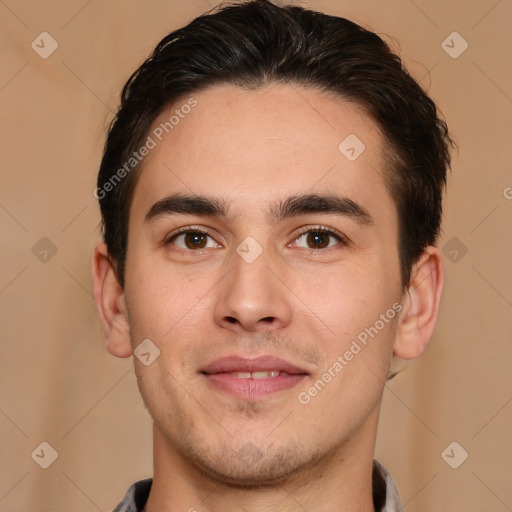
[[92, 83, 444, 512]]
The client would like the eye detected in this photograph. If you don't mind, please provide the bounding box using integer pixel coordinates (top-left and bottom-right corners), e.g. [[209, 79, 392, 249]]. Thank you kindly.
[[165, 227, 220, 250], [291, 226, 348, 250], [163, 225, 348, 252]]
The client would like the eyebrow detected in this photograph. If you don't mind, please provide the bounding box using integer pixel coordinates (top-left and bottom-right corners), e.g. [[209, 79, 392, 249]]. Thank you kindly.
[[144, 193, 373, 226]]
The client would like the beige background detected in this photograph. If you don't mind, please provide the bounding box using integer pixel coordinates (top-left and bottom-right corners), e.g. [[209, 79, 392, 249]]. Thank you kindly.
[[1, 0, 511, 510]]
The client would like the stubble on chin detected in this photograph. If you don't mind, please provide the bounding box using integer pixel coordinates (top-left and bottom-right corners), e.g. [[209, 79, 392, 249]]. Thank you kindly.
[[182, 436, 323, 489], [149, 398, 323, 490], [234, 399, 264, 419]]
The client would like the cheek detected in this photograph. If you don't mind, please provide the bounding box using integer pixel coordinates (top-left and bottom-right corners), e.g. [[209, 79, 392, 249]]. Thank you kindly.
[[124, 257, 214, 341], [292, 259, 398, 336], [294, 262, 401, 392]]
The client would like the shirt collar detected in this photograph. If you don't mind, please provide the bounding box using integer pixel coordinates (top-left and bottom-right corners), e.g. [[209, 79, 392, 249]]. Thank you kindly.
[[113, 459, 403, 512]]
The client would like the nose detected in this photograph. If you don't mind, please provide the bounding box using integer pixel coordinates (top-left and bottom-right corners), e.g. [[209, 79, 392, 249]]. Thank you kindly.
[[213, 244, 293, 333]]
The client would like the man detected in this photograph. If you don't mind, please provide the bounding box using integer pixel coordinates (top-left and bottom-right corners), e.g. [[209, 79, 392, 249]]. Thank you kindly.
[[92, 1, 453, 510]]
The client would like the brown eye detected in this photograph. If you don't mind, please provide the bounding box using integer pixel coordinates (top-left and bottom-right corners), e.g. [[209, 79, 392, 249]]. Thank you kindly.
[[167, 229, 218, 250], [293, 227, 347, 250], [305, 231, 331, 249], [182, 232, 208, 249]]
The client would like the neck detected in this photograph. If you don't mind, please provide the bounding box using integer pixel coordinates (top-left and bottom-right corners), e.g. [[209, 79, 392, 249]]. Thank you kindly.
[[143, 411, 379, 512]]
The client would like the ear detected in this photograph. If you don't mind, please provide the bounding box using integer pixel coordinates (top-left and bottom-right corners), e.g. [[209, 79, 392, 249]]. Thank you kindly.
[[92, 240, 132, 358], [393, 246, 444, 360]]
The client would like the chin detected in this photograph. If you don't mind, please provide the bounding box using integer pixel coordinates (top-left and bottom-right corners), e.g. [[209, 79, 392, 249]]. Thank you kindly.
[[185, 441, 323, 489]]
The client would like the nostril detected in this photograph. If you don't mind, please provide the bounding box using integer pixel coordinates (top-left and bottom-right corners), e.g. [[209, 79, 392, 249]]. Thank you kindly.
[[226, 317, 237, 324]]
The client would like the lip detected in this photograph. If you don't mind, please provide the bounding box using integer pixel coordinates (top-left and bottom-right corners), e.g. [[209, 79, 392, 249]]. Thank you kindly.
[[200, 355, 308, 375], [200, 355, 309, 400]]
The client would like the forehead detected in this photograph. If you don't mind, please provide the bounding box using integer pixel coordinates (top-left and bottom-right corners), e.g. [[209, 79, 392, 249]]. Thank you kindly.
[[129, 83, 396, 232]]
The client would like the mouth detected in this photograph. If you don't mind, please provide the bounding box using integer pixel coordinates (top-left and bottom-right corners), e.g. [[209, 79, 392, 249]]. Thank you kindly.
[[200, 355, 309, 399]]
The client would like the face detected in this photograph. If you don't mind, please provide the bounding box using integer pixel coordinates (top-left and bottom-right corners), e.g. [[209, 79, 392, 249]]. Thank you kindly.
[[121, 83, 404, 486]]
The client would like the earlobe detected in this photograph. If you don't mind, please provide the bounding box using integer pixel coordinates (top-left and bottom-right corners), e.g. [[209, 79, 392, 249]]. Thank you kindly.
[[92, 240, 132, 358], [393, 246, 444, 360]]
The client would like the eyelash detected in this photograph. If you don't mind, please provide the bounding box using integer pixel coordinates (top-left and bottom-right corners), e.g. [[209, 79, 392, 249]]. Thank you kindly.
[[164, 225, 349, 252]]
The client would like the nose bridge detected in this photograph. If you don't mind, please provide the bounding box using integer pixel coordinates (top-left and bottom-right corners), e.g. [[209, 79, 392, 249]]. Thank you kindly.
[[213, 237, 292, 332]]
